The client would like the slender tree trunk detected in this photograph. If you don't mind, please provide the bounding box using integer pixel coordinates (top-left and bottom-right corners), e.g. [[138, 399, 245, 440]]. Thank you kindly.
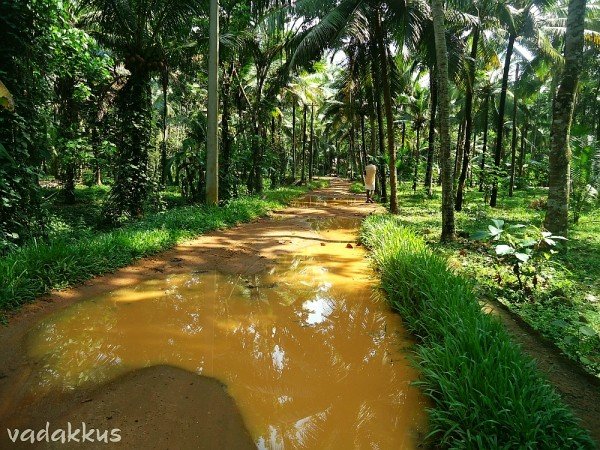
[[490, 33, 515, 207], [360, 113, 367, 166], [349, 115, 356, 179], [544, 0, 586, 236], [413, 126, 420, 192], [479, 91, 490, 191], [454, 120, 465, 182], [292, 100, 297, 180], [206, 0, 219, 205], [160, 71, 169, 185], [376, 88, 387, 201], [220, 68, 232, 200], [469, 132, 477, 187], [369, 100, 376, 157], [91, 125, 102, 186], [375, 8, 398, 213], [309, 104, 315, 181], [301, 104, 307, 183], [57, 77, 77, 204], [455, 26, 480, 211], [270, 116, 278, 187], [509, 64, 520, 197], [431, 0, 455, 241], [425, 71, 438, 196], [518, 120, 527, 178]]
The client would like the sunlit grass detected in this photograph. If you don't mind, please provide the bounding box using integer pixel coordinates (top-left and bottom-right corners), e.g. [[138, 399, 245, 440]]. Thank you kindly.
[[361, 215, 595, 448]]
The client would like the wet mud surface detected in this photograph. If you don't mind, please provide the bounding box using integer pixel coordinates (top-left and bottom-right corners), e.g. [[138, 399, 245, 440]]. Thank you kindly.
[[0, 178, 427, 449]]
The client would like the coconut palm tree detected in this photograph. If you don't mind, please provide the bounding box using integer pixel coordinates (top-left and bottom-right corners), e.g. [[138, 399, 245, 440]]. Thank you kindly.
[[489, 0, 561, 207], [83, 0, 200, 220], [289, 0, 428, 213], [431, 0, 456, 241], [545, 0, 588, 235]]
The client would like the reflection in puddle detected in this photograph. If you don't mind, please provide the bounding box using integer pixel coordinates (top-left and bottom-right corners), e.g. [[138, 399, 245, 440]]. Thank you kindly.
[[26, 217, 427, 448]]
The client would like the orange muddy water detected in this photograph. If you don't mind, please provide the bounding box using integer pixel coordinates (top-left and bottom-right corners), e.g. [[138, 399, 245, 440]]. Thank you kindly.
[[23, 215, 427, 448]]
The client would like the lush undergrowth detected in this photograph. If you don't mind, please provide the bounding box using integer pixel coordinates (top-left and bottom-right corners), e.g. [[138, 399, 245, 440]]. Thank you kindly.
[[370, 182, 600, 377], [0, 182, 326, 315], [361, 214, 596, 448], [349, 181, 364, 194]]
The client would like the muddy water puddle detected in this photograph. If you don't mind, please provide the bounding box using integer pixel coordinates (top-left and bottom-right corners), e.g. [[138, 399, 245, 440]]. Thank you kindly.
[[26, 216, 427, 448]]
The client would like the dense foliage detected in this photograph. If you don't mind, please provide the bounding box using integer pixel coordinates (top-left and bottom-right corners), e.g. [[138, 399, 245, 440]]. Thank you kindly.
[[1, 0, 598, 250]]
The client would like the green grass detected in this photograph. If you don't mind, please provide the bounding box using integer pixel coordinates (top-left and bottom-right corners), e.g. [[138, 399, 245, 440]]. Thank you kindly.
[[349, 181, 364, 194], [369, 181, 600, 377], [360, 214, 596, 449], [1, 182, 326, 314]]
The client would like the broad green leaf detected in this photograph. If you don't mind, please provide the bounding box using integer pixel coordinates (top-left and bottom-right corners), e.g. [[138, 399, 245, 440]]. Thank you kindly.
[[495, 245, 515, 255], [491, 219, 505, 229], [520, 239, 537, 248], [579, 325, 597, 337], [471, 230, 491, 240], [551, 319, 569, 328], [515, 252, 530, 262], [488, 225, 502, 236]]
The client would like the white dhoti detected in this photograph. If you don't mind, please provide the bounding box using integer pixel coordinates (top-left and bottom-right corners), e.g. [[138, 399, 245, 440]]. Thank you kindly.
[[364, 164, 377, 191]]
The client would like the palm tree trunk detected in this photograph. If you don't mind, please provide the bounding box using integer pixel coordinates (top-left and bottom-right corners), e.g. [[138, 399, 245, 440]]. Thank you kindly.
[[370, 41, 387, 201], [349, 114, 356, 179], [309, 104, 315, 181], [301, 104, 307, 183], [360, 113, 367, 167], [413, 126, 420, 192], [206, 0, 219, 205], [509, 64, 520, 197], [544, 0, 586, 236], [160, 70, 169, 185], [490, 33, 515, 207], [292, 100, 297, 180], [425, 71, 437, 196], [518, 120, 527, 178], [107, 68, 152, 219], [454, 120, 465, 182], [220, 66, 233, 200], [431, 0, 455, 241], [456, 26, 480, 211], [479, 90, 490, 192], [375, 8, 398, 213]]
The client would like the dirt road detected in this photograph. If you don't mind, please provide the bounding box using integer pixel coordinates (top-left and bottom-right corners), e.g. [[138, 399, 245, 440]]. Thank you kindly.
[[1, 179, 430, 449]]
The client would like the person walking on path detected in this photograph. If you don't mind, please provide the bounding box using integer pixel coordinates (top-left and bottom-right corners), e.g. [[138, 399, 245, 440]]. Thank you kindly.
[[364, 160, 377, 203]]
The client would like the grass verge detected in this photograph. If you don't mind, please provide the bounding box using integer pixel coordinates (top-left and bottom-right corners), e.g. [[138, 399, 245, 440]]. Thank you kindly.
[[363, 182, 599, 376], [361, 214, 596, 449], [1, 182, 325, 314]]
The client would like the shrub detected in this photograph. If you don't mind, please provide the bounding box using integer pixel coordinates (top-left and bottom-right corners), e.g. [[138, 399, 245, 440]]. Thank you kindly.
[[360, 214, 595, 449]]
